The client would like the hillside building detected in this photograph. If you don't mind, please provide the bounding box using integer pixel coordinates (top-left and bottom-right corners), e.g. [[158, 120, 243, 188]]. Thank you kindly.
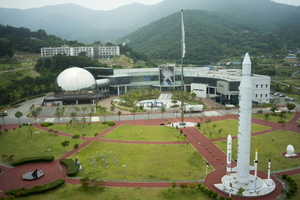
[[41, 45, 120, 59]]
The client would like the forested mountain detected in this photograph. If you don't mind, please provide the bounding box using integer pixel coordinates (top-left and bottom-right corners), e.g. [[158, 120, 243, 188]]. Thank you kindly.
[[0, 0, 299, 43], [0, 24, 84, 56], [118, 10, 297, 64]]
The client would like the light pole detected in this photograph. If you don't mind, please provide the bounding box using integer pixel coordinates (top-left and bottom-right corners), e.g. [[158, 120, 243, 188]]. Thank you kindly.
[[206, 162, 210, 175], [123, 165, 126, 180]]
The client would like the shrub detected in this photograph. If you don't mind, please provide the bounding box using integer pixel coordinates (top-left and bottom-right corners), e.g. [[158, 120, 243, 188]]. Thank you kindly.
[[74, 144, 79, 149], [277, 120, 286, 123], [271, 113, 278, 116], [40, 122, 54, 127], [106, 121, 115, 126], [12, 156, 54, 166], [59, 158, 77, 176], [219, 196, 225, 200], [5, 179, 65, 196], [282, 174, 288, 180], [94, 133, 99, 137]]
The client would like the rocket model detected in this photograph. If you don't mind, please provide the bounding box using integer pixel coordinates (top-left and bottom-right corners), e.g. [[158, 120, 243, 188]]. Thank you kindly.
[[236, 53, 253, 184], [226, 135, 232, 177]]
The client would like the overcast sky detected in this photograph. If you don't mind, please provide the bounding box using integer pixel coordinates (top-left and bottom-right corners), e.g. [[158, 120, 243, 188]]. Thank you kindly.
[[0, 0, 299, 10]]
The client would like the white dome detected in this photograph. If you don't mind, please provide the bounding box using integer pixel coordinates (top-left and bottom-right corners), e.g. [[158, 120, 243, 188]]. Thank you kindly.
[[55, 67, 96, 95]]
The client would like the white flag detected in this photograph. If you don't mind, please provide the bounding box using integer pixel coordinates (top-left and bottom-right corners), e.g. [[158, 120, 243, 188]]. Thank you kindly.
[[181, 10, 186, 58]]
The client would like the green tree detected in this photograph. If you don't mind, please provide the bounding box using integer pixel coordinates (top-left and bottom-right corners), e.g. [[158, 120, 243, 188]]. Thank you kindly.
[[264, 113, 270, 120], [205, 119, 211, 128], [171, 181, 177, 191], [160, 107, 166, 119], [81, 106, 88, 117], [55, 106, 63, 123], [286, 103, 296, 112], [110, 105, 116, 113], [61, 140, 70, 151], [236, 187, 245, 200], [14, 111, 23, 125], [218, 128, 223, 137], [72, 134, 80, 141], [117, 111, 122, 121]]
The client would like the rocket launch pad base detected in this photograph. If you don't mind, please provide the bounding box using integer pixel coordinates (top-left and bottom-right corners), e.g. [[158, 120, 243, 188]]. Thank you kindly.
[[214, 174, 276, 197]]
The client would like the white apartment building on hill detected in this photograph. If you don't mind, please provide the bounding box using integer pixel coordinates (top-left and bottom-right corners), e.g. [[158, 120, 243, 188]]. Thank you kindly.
[[41, 45, 120, 59]]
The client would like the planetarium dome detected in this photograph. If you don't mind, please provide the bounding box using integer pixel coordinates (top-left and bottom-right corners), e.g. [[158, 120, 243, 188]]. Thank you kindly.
[[54, 67, 97, 95]]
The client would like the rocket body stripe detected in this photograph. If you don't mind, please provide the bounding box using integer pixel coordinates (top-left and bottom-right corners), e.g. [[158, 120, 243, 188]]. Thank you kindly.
[[237, 53, 253, 184]]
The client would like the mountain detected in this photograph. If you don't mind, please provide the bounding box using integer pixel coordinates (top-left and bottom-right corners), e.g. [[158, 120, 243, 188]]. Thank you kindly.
[[117, 9, 299, 63], [0, 0, 299, 43]]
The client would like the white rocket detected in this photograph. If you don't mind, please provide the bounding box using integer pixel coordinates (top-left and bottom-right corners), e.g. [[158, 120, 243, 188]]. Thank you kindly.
[[226, 135, 232, 176], [236, 53, 253, 184]]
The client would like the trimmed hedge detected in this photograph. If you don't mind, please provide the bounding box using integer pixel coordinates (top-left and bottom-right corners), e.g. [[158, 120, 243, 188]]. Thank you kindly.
[[5, 179, 65, 196], [59, 158, 77, 176], [12, 156, 54, 166], [40, 122, 54, 127], [107, 121, 115, 126]]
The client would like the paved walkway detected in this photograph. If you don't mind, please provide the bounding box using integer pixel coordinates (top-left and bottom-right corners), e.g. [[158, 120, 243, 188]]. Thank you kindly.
[[0, 112, 299, 199]]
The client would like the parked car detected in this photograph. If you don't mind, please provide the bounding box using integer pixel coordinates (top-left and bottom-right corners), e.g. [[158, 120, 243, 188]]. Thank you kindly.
[[289, 98, 297, 101], [274, 92, 281, 96], [279, 94, 286, 97]]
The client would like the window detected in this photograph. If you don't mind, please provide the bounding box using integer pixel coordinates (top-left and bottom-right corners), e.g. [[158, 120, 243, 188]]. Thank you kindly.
[[266, 84, 268, 88], [256, 94, 258, 98], [261, 85, 263, 88], [256, 85, 258, 88]]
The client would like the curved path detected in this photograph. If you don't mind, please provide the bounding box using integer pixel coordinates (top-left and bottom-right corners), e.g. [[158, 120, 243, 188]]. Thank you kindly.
[[1, 112, 299, 199]]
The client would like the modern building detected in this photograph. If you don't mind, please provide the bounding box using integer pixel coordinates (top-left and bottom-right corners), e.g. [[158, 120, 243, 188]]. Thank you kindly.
[[41, 45, 120, 59], [43, 64, 270, 106]]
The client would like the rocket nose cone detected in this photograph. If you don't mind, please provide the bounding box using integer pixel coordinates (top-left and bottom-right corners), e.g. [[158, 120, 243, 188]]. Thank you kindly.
[[227, 135, 232, 140], [243, 53, 251, 65]]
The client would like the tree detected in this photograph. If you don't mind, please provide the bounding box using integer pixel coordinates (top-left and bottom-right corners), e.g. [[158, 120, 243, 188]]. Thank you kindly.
[[264, 113, 270, 120], [218, 128, 223, 137], [81, 106, 88, 117], [171, 181, 177, 191], [61, 140, 70, 150], [72, 134, 80, 141], [160, 107, 166, 119], [88, 112, 93, 123], [286, 103, 296, 112], [225, 107, 231, 115], [55, 106, 63, 123], [270, 106, 278, 114], [117, 111, 122, 121], [236, 187, 245, 199], [131, 107, 137, 120], [14, 111, 23, 125], [31, 108, 42, 123], [191, 92, 196, 100], [110, 105, 115, 113], [100, 106, 107, 122], [205, 119, 211, 128]]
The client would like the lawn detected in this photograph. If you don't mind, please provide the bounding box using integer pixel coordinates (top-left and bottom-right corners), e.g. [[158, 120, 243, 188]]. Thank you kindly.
[[213, 130, 300, 172], [252, 112, 295, 123], [69, 141, 210, 180], [0, 126, 83, 164], [101, 125, 186, 141], [20, 184, 213, 200], [49, 123, 110, 137], [196, 119, 270, 139]]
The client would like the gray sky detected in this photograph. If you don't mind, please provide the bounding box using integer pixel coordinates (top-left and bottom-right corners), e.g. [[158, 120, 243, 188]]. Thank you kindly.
[[0, 0, 299, 10]]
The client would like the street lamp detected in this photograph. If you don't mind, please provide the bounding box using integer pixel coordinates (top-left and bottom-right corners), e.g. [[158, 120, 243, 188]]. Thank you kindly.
[[206, 162, 210, 175], [123, 165, 126, 180]]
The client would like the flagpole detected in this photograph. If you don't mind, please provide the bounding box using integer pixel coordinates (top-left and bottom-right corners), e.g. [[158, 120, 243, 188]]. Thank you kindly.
[[180, 9, 185, 124]]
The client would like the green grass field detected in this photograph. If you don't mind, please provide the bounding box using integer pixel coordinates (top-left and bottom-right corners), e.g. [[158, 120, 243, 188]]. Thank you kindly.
[[49, 123, 109, 137], [0, 126, 83, 163], [196, 119, 270, 139], [102, 125, 185, 141], [20, 184, 213, 200], [69, 141, 209, 180], [252, 112, 295, 123], [213, 130, 300, 172]]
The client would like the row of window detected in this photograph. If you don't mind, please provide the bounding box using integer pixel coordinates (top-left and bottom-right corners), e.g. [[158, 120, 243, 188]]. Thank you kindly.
[[256, 84, 268, 88]]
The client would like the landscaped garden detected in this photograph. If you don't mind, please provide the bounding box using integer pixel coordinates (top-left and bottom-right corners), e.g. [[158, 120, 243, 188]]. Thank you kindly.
[[48, 122, 110, 137], [213, 130, 300, 172], [252, 112, 295, 123], [69, 141, 209, 180], [20, 184, 213, 200], [196, 119, 270, 139], [0, 125, 83, 164], [101, 125, 186, 141]]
